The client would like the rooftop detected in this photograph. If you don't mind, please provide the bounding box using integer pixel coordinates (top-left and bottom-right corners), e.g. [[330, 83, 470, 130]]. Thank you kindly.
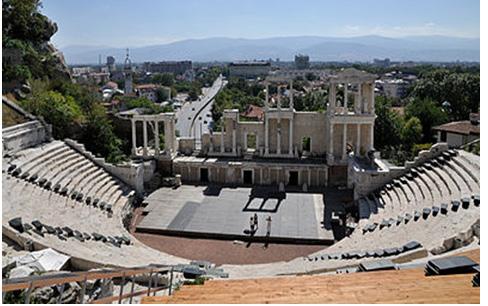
[[433, 119, 480, 136]]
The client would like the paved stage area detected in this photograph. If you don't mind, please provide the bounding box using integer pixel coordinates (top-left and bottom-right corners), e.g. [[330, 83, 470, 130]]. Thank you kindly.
[[136, 185, 334, 243]]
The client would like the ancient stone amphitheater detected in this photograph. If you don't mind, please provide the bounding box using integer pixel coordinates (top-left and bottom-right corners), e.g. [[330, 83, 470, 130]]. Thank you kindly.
[[2, 97, 480, 280]]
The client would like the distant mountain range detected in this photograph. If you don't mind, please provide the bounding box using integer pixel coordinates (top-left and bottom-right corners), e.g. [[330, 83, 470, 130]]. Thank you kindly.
[[61, 35, 480, 65]]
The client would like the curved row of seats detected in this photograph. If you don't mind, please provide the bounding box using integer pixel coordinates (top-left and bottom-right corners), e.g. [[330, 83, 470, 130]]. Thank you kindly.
[[8, 216, 131, 247], [301, 150, 480, 270], [3, 144, 187, 267], [307, 241, 422, 262], [358, 149, 480, 223], [5, 141, 131, 216]]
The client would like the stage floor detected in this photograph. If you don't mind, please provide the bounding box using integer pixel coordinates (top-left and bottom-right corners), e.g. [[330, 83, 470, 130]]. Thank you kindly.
[[136, 185, 335, 243]]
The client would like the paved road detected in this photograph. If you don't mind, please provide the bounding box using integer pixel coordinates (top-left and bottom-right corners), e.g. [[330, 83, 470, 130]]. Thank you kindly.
[[175, 75, 226, 144]]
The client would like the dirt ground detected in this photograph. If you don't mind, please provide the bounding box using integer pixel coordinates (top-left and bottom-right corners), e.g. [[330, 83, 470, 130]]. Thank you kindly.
[[133, 232, 325, 265]]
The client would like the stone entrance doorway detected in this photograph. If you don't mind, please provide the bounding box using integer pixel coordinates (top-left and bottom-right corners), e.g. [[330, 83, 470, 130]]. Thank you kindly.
[[200, 168, 209, 183], [288, 171, 299, 186], [243, 170, 253, 185]]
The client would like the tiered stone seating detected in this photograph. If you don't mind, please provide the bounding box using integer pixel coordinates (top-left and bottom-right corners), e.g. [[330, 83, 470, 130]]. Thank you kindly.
[[3, 140, 187, 268], [6, 141, 133, 214], [359, 150, 479, 223], [2, 120, 48, 152], [329, 150, 479, 273]]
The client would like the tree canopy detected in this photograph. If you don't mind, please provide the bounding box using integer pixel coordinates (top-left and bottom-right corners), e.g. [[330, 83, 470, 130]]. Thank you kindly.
[[3, 0, 69, 84], [410, 69, 479, 121]]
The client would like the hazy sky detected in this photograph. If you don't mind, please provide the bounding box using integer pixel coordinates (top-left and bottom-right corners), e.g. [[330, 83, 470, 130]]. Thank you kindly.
[[41, 0, 480, 48]]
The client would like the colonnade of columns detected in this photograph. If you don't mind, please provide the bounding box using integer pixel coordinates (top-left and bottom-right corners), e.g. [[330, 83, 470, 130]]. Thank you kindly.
[[328, 81, 375, 115], [263, 117, 294, 157], [263, 80, 294, 157], [328, 122, 374, 161], [264, 80, 294, 110], [131, 114, 176, 158]]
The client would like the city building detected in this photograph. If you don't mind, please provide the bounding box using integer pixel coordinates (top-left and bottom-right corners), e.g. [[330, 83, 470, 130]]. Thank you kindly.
[[143, 61, 192, 75], [294, 54, 310, 69], [373, 58, 391, 67], [135, 84, 162, 102], [228, 61, 271, 78], [241, 104, 265, 121], [433, 113, 480, 147], [106, 55, 116, 72], [375, 79, 409, 99]]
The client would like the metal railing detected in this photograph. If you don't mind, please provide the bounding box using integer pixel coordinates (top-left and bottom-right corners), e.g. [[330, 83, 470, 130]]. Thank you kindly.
[[2, 265, 175, 304]]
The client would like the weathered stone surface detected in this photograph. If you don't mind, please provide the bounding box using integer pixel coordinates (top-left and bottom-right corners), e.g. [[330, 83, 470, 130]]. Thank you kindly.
[[7, 164, 17, 173], [45, 225, 56, 234], [31, 220, 43, 230], [8, 217, 24, 233], [62, 226, 73, 237]]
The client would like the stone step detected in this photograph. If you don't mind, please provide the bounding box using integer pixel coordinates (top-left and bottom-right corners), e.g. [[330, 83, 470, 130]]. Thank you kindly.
[[17, 142, 67, 172]]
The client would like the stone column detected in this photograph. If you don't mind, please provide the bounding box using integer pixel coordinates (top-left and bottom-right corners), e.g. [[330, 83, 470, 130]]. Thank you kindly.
[[169, 120, 173, 152], [328, 123, 334, 159], [142, 119, 148, 157], [163, 120, 170, 155], [277, 88, 281, 110], [342, 124, 347, 160], [355, 83, 362, 114], [243, 131, 247, 151], [232, 123, 236, 154], [220, 123, 225, 153], [369, 124, 374, 151], [154, 120, 160, 156], [355, 124, 361, 155], [265, 117, 269, 155], [289, 80, 294, 109], [170, 119, 175, 152], [328, 82, 336, 114], [343, 83, 348, 114], [277, 129, 281, 155], [288, 118, 293, 156], [256, 134, 260, 153], [370, 82, 375, 114], [131, 118, 137, 155]]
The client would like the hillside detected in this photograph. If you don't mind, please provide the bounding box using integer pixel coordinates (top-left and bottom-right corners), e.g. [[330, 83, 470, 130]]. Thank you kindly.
[[61, 35, 480, 64]]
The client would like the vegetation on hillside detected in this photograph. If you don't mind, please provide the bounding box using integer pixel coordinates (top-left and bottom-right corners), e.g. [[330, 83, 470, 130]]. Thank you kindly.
[[3, 0, 70, 85], [3, 0, 127, 163]]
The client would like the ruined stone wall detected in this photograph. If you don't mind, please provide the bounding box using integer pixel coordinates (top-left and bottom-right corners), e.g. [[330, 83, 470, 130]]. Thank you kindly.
[[293, 112, 327, 156], [64, 139, 144, 195]]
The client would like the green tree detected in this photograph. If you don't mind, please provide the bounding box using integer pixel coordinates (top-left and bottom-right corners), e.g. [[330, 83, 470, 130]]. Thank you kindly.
[[3, 0, 69, 84], [155, 87, 169, 102], [374, 96, 403, 150], [82, 104, 126, 163], [3, 0, 56, 44], [188, 86, 200, 101], [151, 73, 174, 87], [401, 116, 423, 149], [410, 69, 480, 121], [405, 98, 448, 143], [20, 89, 84, 139]]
